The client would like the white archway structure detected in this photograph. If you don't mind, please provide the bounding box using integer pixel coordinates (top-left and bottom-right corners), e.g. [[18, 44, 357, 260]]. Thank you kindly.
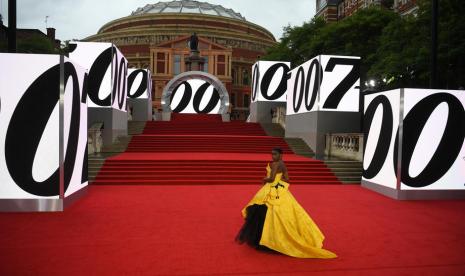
[[161, 71, 230, 114]]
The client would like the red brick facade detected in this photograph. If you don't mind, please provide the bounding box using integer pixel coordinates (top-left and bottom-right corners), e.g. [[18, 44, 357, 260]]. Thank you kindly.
[[84, 10, 276, 120], [316, 0, 419, 22]]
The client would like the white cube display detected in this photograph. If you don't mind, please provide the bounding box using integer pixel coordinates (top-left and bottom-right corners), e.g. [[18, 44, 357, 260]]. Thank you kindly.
[[128, 68, 152, 100], [68, 41, 127, 111], [363, 90, 401, 189], [286, 55, 360, 115], [318, 55, 361, 112], [0, 53, 88, 200], [251, 61, 291, 103], [363, 88, 465, 191]]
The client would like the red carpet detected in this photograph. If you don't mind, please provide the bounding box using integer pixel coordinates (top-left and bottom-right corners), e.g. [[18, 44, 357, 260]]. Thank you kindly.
[[2, 114, 464, 275], [125, 134, 293, 153], [93, 159, 340, 185], [143, 114, 266, 136], [1, 185, 464, 275], [93, 115, 343, 186]]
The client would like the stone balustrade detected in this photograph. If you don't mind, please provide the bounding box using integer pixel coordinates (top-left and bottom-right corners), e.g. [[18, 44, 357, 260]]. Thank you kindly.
[[325, 133, 364, 161], [272, 106, 286, 128], [88, 123, 104, 155]]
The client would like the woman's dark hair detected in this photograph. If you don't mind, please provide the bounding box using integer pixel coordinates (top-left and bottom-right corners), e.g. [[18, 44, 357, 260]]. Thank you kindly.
[[272, 148, 283, 154]]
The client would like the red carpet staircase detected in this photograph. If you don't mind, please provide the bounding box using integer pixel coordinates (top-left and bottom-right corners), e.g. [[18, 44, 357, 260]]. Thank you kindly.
[[92, 114, 342, 185]]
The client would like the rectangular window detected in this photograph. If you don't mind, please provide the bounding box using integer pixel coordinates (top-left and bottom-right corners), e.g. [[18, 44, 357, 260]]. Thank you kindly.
[[203, 56, 209, 73], [174, 55, 181, 75], [230, 93, 236, 106], [242, 69, 249, 86], [157, 62, 165, 74], [156, 52, 166, 74], [244, 94, 250, 107], [217, 64, 225, 75], [217, 55, 226, 76]]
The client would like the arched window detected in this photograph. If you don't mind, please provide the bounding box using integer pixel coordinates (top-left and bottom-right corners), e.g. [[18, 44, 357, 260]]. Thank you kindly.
[[230, 93, 236, 106], [243, 94, 250, 107], [232, 68, 237, 85], [242, 69, 249, 86]]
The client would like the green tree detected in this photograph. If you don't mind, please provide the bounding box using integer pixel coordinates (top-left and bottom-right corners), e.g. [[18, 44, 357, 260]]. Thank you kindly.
[[310, 7, 399, 82], [422, 0, 465, 89], [264, 0, 465, 90], [264, 7, 399, 85], [369, 13, 430, 88], [263, 17, 326, 67], [371, 0, 465, 89], [17, 34, 56, 54]]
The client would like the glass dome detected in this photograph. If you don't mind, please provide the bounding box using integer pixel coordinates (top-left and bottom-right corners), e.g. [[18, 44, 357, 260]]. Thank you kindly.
[[131, 0, 246, 21]]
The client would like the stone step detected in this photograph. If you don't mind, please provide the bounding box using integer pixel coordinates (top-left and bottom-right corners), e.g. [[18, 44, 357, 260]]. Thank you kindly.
[[88, 159, 105, 162], [128, 121, 147, 135], [323, 160, 362, 184], [333, 171, 363, 176], [339, 180, 361, 185], [284, 138, 315, 157], [260, 123, 285, 137], [339, 177, 362, 183], [330, 167, 363, 172], [325, 161, 362, 167], [87, 129, 139, 181], [255, 123, 316, 159]]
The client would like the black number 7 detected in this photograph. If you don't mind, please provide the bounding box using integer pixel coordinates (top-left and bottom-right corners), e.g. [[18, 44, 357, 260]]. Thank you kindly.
[[323, 57, 360, 109]]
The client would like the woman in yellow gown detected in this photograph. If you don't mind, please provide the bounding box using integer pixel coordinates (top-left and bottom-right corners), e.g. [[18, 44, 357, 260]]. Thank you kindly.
[[235, 148, 337, 259]]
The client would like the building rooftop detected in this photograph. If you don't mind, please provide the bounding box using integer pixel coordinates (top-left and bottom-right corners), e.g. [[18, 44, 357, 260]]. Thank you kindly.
[[131, 0, 246, 21]]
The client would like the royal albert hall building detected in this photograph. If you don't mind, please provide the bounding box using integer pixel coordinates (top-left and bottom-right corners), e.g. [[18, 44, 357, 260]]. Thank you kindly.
[[83, 0, 277, 119]]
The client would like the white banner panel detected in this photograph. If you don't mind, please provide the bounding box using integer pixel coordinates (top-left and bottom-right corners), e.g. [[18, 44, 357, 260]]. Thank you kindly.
[[170, 79, 221, 114], [112, 46, 128, 111], [400, 89, 465, 190], [64, 57, 89, 197], [128, 69, 151, 99], [0, 53, 88, 199], [69, 42, 127, 111], [286, 55, 360, 115], [286, 56, 321, 115], [362, 90, 401, 189], [251, 61, 290, 103], [362, 88, 465, 191], [319, 55, 360, 112]]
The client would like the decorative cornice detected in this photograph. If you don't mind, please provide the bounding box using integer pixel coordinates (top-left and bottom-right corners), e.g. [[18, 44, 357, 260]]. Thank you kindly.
[[94, 13, 275, 42]]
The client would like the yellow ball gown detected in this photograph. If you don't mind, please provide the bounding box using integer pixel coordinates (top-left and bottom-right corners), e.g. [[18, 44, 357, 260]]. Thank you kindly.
[[236, 163, 337, 259]]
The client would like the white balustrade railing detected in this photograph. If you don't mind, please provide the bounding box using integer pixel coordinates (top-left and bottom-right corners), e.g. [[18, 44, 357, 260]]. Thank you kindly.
[[272, 106, 286, 128], [88, 123, 104, 155], [325, 133, 364, 161]]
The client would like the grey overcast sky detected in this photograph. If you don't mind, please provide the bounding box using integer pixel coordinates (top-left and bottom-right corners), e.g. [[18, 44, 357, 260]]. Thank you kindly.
[[0, 0, 315, 42]]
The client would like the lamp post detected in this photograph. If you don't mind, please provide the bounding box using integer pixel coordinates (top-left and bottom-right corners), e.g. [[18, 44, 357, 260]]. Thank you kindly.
[[7, 0, 16, 53], [430, 0, 438, 89]]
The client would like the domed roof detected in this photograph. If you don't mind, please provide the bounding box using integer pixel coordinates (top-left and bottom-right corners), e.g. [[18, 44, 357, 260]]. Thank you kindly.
[[131, 0, 246, 21]]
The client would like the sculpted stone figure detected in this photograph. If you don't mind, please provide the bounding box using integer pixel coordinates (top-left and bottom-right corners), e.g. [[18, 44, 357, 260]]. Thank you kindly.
[[189, 32, 199, 51]]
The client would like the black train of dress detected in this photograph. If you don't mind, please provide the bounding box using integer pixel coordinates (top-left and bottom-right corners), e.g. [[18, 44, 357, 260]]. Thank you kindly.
[[235, 204, 274, 251]]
